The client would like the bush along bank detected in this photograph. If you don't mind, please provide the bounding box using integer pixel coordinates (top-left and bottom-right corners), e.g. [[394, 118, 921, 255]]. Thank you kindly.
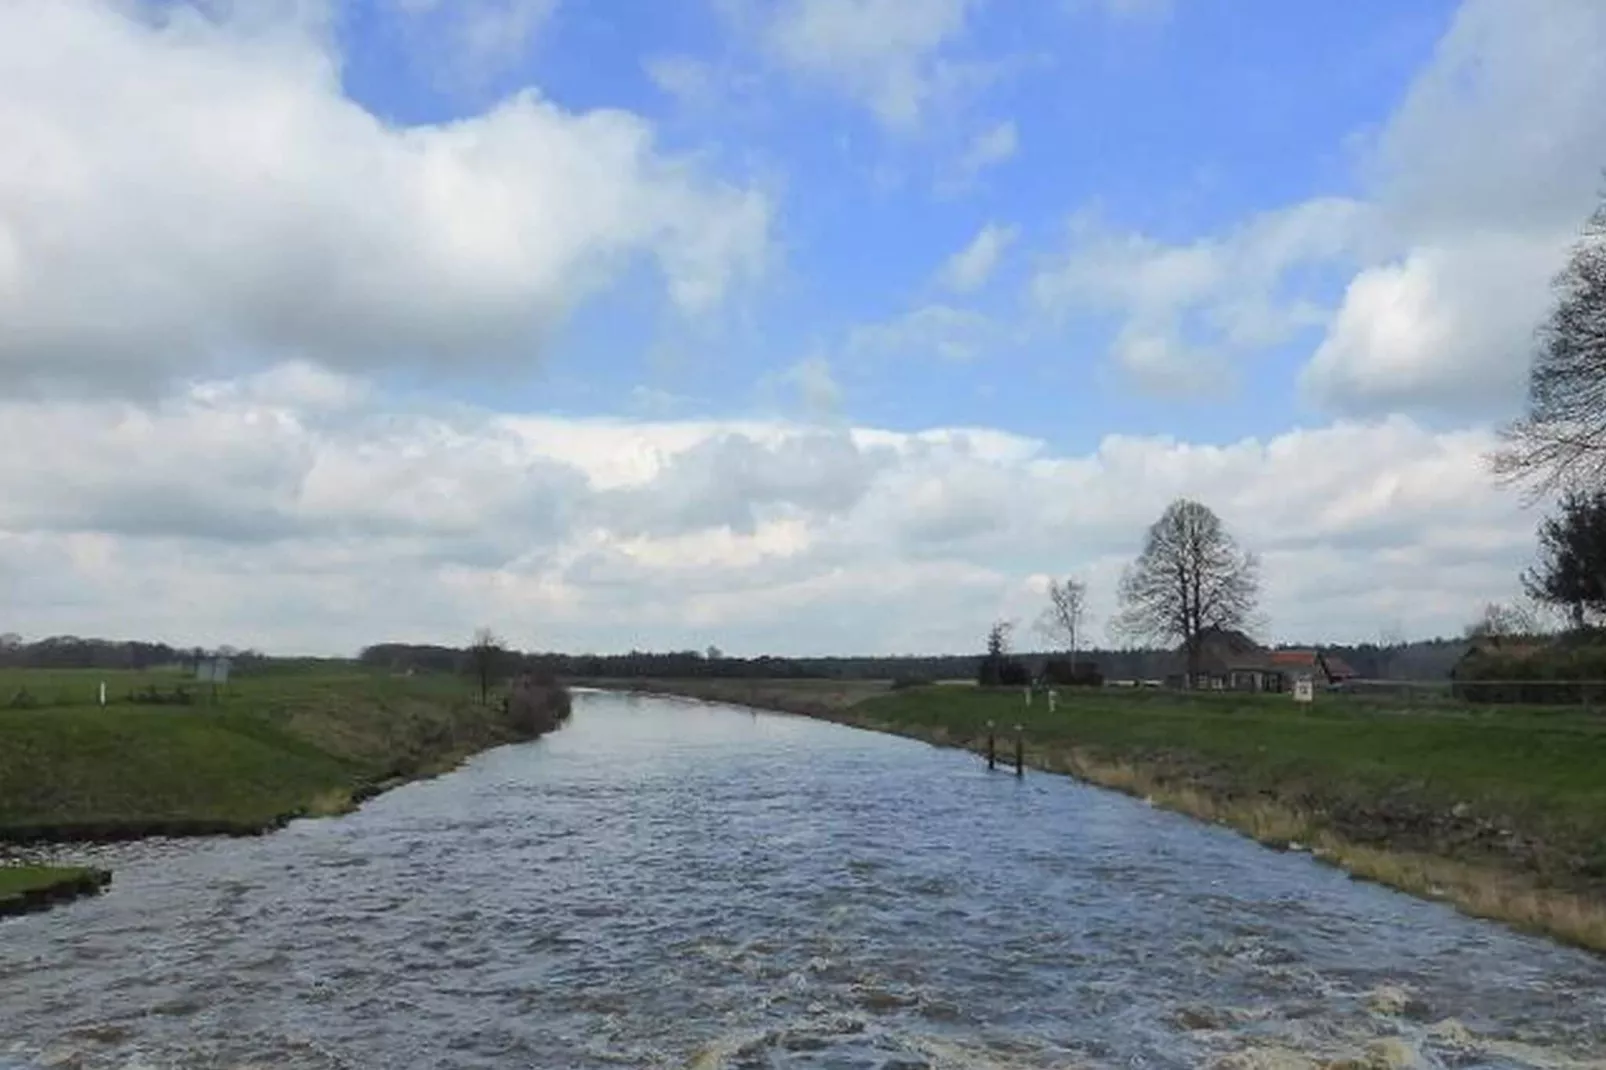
[[595, 678, 1606, 955]]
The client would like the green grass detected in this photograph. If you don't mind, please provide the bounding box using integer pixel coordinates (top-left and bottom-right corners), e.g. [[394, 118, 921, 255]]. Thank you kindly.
[[0, 668, 537, 841], [0, 865, 91, 897], [0, 865, 111, 915], [857, 686, 1606, 862]]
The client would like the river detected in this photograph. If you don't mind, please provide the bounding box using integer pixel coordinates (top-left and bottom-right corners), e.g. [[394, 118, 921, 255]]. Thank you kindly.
[[2, 691, 1604, 1069]]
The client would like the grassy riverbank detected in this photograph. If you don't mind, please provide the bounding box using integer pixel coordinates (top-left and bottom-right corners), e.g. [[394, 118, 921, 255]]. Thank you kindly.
[[589, 678, 1606, 953], [0, 668, 568, 844], [0, 865, 112, 916]]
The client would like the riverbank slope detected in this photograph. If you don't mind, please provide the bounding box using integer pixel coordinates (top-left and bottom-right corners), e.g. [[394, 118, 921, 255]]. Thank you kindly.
[[583, 677, 1606, 954], [0, 866, 112, 917], [0, 668, 571, 845]]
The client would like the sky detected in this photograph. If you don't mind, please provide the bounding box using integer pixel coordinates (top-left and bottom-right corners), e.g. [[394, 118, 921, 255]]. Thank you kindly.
[[2, 0, 1604, 657]]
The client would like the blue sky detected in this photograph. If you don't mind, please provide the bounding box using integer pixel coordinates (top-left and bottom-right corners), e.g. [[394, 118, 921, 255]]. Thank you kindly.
[[339, 0, 1458, 449], [2, 0, 1605, 654]]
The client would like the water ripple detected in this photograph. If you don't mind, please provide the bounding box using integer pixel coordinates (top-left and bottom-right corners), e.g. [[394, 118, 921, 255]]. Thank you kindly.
[[2, 693, 1604, 1069]]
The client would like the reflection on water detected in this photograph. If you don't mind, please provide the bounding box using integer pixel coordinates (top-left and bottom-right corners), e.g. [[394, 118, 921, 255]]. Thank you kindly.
[[2, 691, 1604, 1069]]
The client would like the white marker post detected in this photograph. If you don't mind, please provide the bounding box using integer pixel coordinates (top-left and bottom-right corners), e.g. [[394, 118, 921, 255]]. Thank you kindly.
[[98, 681, 107, 707], [1048, 690, 1058, 714]]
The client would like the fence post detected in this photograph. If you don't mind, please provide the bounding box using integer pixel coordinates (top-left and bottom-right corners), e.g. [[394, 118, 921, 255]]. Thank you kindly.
[[1014, 723, 1024, 778], [987, 720, 996, 771]]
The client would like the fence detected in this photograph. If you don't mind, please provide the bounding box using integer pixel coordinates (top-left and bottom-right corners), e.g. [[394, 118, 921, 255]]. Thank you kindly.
[[1326, 677, 1606, 711]]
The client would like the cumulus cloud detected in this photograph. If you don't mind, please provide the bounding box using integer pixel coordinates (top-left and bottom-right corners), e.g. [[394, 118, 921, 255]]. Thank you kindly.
[[940, 222, 1017, 293], [387, 0, 558, 83], [847, 304, 1003, 363], [1301, 0, 1606, 414], [0, 368, 1539, 655], [0, 0, 769, 395], [1032, 199, 1363, 389], [732, 0, 982, 130], [1031, 0, 1606, 414]]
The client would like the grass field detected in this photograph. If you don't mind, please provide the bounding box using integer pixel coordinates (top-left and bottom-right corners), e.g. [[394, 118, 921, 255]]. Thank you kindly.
[[595, 678, 1606, 953], [0, 865, 111, 916], [0, 666, 545, 842]]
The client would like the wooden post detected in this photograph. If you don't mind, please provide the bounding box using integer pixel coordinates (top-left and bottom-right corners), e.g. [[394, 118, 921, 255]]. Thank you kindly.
[[987, 720, 996, 771], [1014, 723, 1024, 777]]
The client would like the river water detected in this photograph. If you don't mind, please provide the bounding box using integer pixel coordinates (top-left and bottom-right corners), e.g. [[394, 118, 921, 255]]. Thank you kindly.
[[3, 691, 1604, 1069]]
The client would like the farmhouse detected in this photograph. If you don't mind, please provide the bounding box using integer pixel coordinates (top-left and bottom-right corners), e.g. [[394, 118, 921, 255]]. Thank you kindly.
[[1168, 628, 1356, 693]]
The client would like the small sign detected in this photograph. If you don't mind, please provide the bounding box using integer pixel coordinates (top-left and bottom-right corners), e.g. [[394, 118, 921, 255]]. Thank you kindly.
[[1293, 675, 1315, 704]]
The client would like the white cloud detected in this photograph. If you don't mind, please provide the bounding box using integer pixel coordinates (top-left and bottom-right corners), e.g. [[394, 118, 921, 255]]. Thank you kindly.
[[1302, 234, 1562, 413], [645, 54, 723, 109], [1031, 0, 1606, 415], [940, 222, 1018, 293], [741, 0, 982, 130], [388, 0, 558, 82], [942, 119, 1018, 191], [0, 0, 769, 395], [1300, 0, 1606, 415], [0, 367, 1537, 655], [1031, 199, 1363, 389], [784, 356, 844, 415], [847, 304, 1002, 363]]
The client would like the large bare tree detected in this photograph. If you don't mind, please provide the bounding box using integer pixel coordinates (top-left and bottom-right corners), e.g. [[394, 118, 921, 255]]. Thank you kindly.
[[1114, 499, 1260, 684], [1492, 192, 1606, 494], [1035, 578, 1089, 664]]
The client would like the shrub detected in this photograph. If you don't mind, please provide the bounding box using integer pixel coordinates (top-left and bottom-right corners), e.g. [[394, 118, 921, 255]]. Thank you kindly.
[[890, 675, 934, 691], [504, 674, 573, 737], [997, 661, 1032, 687], [1451, 643, 1606, 704], [1043, 659, 1104, 688]]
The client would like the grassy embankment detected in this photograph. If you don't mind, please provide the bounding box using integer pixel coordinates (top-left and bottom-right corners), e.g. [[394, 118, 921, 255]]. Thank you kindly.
[[0, 666, 567, 845], [0, 865, 112, 917], [591, 678, 1606, 954]]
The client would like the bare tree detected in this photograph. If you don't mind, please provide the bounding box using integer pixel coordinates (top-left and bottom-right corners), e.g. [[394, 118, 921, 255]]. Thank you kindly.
[[1114, 499, 1260, 685], [1035, 578, 1089, 665], [1464, 601, 1540, 641], [1491, 190, 1606, 495], [469, 627, 505, 705]]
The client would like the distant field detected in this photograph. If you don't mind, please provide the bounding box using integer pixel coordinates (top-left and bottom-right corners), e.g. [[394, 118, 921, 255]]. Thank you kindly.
[[0, 667, 530, 841]]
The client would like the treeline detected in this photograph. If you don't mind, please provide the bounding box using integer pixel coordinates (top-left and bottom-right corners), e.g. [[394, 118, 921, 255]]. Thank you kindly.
[[0, 633, 1473, 682], [358, 639, 1473, 683], [0, 634, 268, 672]]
